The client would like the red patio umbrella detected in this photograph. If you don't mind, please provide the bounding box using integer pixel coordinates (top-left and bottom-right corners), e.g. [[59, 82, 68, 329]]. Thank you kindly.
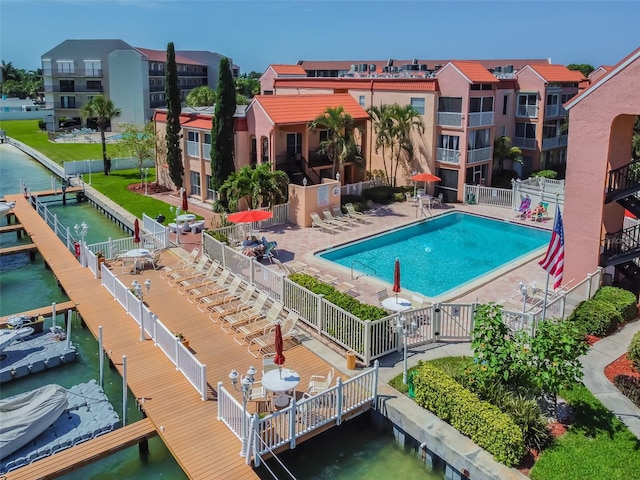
[[181, 189, 189, 213], [392, 258, 401, 298], [410, 173, 441, 198], [274, 323, 286, 367], [227, 210, 273, 224], [133, 218, 141, 244]]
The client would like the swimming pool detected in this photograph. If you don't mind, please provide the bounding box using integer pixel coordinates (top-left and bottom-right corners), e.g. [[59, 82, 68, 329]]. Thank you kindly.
[[316, 212, 551, 298]]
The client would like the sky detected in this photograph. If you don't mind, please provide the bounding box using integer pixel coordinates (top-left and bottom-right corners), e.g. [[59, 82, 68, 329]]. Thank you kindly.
[[1, 0, 639, 74]]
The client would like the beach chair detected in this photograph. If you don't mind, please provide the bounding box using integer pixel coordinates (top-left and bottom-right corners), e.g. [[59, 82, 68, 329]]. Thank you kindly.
[[531, 202, 548, 222], [322, 209, 352, 229], [160, 248, 199, 279], [220, 292, 271, 332], [310, 212, 341, 234], [515, 198, 531, 219], [307, 367, 334, 395], [166, 254, 210, 286], [431, 193, 444, 207], [196, 276, 242, 313], [331, 205, 360, 226], [207, 284, 256, 322], [345, 203, 372, 223], [247, 309, 298, 357], [176, 261, 220, 295], [235, 308, 294, 346], [190, 268, 231, 305]]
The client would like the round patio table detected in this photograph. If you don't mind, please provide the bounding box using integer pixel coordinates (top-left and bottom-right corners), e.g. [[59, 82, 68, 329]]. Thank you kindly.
[[381, 297, 412, 312], [261, 368, 300, 393]]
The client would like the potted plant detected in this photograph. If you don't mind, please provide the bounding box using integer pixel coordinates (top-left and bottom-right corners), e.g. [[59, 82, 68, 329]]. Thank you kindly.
[[173, 331, 189, 348], [96, 251, 106, 269]]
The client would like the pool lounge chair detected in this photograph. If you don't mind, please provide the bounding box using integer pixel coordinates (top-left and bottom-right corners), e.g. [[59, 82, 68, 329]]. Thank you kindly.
[[187, 267, 230, 303], [160, 248, 199, 279], [207, 284, 257, 322], [515, 198, 532, 219], [322, 209, 353, 229], [345, 203, 372, 223], [234, 307, 294, 346], [166, 255, 212, 286], [220, 292, 272, 332], [310, 212, 341, 234], [176, 262, 220, 295], [247, 310, 298, 357], [331, 205, 360, 226], [196, 275, 242, 312]]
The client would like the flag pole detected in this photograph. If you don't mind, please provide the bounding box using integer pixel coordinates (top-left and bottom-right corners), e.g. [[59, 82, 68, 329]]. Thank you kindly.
[[541, 271, 551, 321]]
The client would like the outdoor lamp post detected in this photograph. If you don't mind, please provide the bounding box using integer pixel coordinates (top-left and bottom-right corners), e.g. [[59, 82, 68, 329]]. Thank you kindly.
[[132, 279, 151, 341], [302, 177, 308, 187], [396, 314, 418, 385], [74, 222, 89, 266], [336, 172, 341, 182], [170, 206, 182, 246], [229, 365, 257, 457], [519, 281, 528, 314], [144, 167, 149, 196]]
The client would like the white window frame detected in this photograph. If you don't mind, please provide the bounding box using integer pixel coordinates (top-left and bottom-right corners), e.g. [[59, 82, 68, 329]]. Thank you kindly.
[[410, 97, 425, 115]]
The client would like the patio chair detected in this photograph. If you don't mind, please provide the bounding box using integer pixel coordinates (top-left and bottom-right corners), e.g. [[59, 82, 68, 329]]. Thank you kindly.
[[166, 254, 211, 286], [262, 353, 278, 375], [247, 310, 299, 357], [191, 268, 231, 305], [310, 212, 341, 234], [219, 292, 270, 332], [377, 288, 389, 302], [262, 241, 277, 264], [331, 205, 360, 226], [307, 367, 334, 395], [345, 203, 372, 223], [514, 198, 532, 219], [431, 193, 444, 207], [336, 282, 360, 297], [235, 309, 296, 346], [531, 202, 548, 222], [411, 294, 426, 308], [261, 237, 279, 257], [196, 276, 242, 313], [177, 262, 223, 296], [160, 248, 199, 279], [322, 209, 352, 229]]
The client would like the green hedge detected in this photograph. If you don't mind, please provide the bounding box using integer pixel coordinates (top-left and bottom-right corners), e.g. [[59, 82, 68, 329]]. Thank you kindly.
[[613, 375, 640, 408], [288, 273, 388, 320], [628, 330, 640, 369], [531, 170, 558, 179], [568, 299, 622, 337], [593, 286, 638, 322], [411, 363, 526, 466], [363, 186, 395, 203]]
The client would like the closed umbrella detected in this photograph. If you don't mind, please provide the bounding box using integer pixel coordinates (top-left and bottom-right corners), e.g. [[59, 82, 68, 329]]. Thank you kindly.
[[392, 258, 401, 299], [274, 323, 285, 375], [133, 218, 141, 244], [181, 189, 189, 213]]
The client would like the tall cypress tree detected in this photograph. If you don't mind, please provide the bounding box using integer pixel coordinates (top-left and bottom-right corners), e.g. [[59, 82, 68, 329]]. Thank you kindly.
[[210, 57, 237, 191], [165, 42, 184, 189]]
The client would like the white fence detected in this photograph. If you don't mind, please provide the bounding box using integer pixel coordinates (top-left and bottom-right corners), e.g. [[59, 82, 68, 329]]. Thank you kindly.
[[463, 177, 565, 212], [100, 264, 208, 400], [217, 361, 379, 462], [340, 179, 384, 196]]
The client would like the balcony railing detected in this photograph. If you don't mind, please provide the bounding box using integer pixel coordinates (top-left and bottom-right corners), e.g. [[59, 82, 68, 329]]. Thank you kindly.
[[436, 148, 460, 164], [467, 147, 492, 164], [542, 135, 568, 151], [43, 69, 102, 77], [437, 112, 463, 127], [544, 105, 568, 118], [202, 144, 211, 159], [513, 137, 537, 150], [186, 141, 200, 158], [516, 105, 538, 118], [44, 86, 104, 93], [53, 101, 83, 109], [467, 112, 494, 127], [149, 85, 164, 92]]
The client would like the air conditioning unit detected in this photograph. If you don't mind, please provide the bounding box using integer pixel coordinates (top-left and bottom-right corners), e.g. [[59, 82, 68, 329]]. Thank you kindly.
[[420, 64, 429, 71], [387, 58, 394, 67], [434, 64, 442, 71], [412, 58, 419, 65], [369, 64, 376, 72]]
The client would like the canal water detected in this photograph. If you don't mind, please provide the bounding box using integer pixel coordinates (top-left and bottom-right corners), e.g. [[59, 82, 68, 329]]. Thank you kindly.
[[1, 143, 441, 479]]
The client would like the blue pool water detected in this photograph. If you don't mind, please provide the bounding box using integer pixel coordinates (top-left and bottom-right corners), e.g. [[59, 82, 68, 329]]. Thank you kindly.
[[317, 212, 551, 297]]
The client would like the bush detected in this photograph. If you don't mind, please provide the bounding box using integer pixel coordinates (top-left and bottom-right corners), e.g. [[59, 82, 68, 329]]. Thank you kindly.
[[531, 170, 558, 179], [568, 299, 622, 337], [612, 375, 640, 408], [500, 394, 553, 451], [593, 286, 638, 322], [492, 169, 518, 188], [341, 194, 368, 212], [412, 363, 526, 466], [210, 231, 229, 245], [363, 186, 394, 203], [628, 330, 640, 369]]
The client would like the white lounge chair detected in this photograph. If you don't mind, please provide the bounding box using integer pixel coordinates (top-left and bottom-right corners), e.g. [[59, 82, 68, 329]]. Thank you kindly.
[[345, 203, 372, 223], [310, 212, 341, 234]]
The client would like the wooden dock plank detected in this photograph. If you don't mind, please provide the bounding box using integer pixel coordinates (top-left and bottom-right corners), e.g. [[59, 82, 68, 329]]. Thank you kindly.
[[4, 194, 346, 480], [0, 301, 76, 324], [0, 243, 37, 256], [0, 223, 24, 233]]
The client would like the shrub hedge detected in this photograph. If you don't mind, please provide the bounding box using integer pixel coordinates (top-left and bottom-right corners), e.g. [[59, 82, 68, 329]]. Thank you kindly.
[[363, 186, 395, 203], [531, 170, 558, 179], [628, 330, 640, 369], [613, 375, 640, 408], [411, 363, 526, 466], [593, 286, 638, 322], [568, 299, 622, 337]]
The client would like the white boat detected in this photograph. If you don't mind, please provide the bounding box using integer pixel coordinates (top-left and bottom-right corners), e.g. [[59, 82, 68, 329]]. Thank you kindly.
[[0, 327, 35, 354], [0, 201, 16, 219], [0, 384, 68, 460]]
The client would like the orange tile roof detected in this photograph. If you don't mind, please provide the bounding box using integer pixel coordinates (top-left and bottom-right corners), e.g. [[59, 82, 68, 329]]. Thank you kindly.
[[253, 94, 369, 125], [154, 111, 212, 129], [273, 77, 437, 92], [269, 64, 307, 75], [449, 61, 499, 83], [135, 47, 204, 66], [528, 64, 586, 82]]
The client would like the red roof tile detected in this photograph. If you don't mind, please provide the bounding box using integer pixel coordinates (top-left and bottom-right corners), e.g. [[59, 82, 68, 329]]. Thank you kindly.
[[449, 61, 499, 83], [269, 64, 307, 75], [135, 48, 204, 66], [253, 94, 369, 125], [528, 64, 586, 83], [273, 77, 437, 92]]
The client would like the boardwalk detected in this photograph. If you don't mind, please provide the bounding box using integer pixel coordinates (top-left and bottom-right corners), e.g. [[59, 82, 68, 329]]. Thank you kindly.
[[5, 194, 341, 480]]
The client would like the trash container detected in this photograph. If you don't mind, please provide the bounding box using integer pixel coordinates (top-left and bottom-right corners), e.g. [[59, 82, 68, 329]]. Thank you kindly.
[[346, 350, 357, 370], [155, 214, 166, 224]]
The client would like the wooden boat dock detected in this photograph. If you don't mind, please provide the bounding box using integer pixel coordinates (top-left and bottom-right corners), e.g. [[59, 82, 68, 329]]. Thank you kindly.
[[4, 193, 349, 479]]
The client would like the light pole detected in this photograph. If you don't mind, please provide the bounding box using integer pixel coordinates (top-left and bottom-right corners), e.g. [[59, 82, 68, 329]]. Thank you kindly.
[[519, 281, 528, 313], [74, 222, 89, 266], [144, 167, 149, 196], [396, 314, 417, 385], [132, 279, 151, 341], [229, 365, 257, 457], [170, 206, 181, 246]]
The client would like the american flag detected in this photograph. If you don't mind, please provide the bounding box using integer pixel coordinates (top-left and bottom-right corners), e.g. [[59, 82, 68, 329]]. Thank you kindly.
[[539, 205, 564, 289]]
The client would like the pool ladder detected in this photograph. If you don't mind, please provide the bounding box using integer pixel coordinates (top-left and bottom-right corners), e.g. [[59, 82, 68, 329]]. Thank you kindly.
[[351, 260, 376, 280]]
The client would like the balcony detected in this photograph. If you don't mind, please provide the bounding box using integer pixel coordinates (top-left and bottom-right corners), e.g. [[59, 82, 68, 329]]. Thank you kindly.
[[186, 141, 200, 158], [202, 144, 211, 159], [513, 137, 537, 150], [437, 112, 463, 127], [53, 101, 83, 110], [436, 148, 460, 164], [150, 85, 164, 92], [45, 85, 104, 93], [544, 104, 567, 118], [542, 135, 568, 151], [467, 112, 494, 127], [43, 69, 102, 78], [516, 105, 538, 118], [467, 147, 492, 164]]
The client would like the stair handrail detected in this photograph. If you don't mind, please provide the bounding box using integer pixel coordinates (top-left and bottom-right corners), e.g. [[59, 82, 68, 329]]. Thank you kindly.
[[299, 155, 322, 185], [602, 222, 640, 258], [607, 158, 640, 194]]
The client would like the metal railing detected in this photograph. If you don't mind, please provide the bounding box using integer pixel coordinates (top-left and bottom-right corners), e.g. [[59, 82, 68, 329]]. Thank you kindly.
[[436, 148, 460, 164], [467, 112, 494, 127], [467, 146, 492, 164], [437, 112, 462, 127]]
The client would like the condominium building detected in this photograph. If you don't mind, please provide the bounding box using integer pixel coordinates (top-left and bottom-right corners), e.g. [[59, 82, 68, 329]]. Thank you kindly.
[[41, 39, 235, 131]]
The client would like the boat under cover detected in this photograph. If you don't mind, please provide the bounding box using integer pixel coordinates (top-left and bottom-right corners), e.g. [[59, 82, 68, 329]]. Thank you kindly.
[[0, 384, 68, 459]]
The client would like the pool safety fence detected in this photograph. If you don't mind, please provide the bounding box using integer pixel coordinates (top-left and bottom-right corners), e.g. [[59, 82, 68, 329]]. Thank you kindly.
[[216, 361, 379, 463], [340, 178, 384, 197], [100, 264, 208, 400], [203, 232, 603, 366], [208, 203, 290, 243], [463, 176, 565, 212], [63, 157, 155, 178]]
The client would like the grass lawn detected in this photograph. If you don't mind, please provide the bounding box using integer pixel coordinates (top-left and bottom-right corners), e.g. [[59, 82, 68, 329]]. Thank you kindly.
[[0, 119, 104, 163], [390, 358, 640, 480]]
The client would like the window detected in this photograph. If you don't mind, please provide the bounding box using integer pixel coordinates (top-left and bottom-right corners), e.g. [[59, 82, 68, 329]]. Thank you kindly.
[[438, 97, 462, 113], [546, 94, 559, 106], [190, 171, 201, 196], [84, 60, 101, 76], [469, 97, 493, 113], [204, 133, 211, 144], [518, 94, 537, 107], [57, 61, 74, 74], [438, 134, 460, 150], [187, 131, 199, 142], [59, 80, 74, 92], [561, 93, 575, 103], [470, 84, 494, 91], [515, 123, 536, 138], [358, 95, 365, 107], [86, 80, 101, 91], [543, 120, 561, 139], [410, 97, 425, 115], [319, 130, 329, 143], [468, 129, 491, 149], [502, 95, 509, 115], [60, 96, 76, 108], [261, 137, 269, 162], [286, 133, 302, 157]]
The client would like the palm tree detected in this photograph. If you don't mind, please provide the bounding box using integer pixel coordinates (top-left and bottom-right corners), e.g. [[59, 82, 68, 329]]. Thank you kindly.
[[81, 96, 121, 175], [218, 164, 288, 211], [493, 136, 522, 173], [389, 104, 424, 186], [309, 106, 362, 179], [367, 104, 394, 183]]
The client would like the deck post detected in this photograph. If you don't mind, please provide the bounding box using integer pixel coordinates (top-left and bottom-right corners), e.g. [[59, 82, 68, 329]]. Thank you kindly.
[[139, 438, 149, 456], [200, 365, 207, 401], [316, 294, 323, 335], [51, 302, 56, 329], [336, 378, 344, 426], [99, 326, 104, 388], [65, 310, 72, 350], [122, 355, 128, 426], [289, 396, 297, 450], [216, 382, 223, 420], [372, 360, 379, 408], [363, 320, 372, 367], [252, 414, 261, 467]]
